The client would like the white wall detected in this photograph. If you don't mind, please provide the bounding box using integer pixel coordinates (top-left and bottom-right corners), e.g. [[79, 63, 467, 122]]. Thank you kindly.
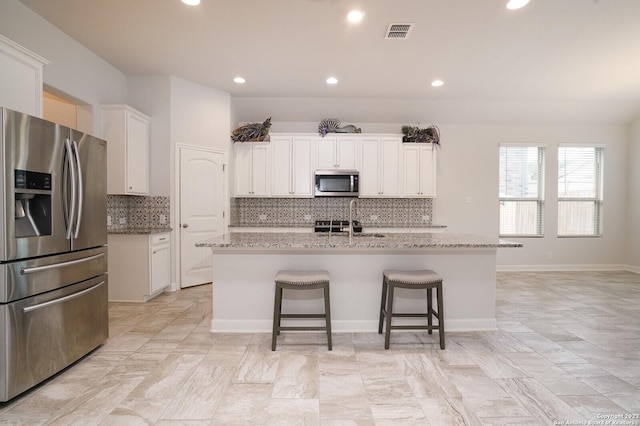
[[233, 97, 640, 127], [628, 119, 640, 271], [169, 77, 231, 151], [0, 0, 128, 135], [490, 125, 628, 268]]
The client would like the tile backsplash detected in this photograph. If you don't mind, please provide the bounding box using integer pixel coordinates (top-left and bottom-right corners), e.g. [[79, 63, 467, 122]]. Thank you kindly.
[[230, 197, 433, 228], [107, 195, 170, 231]]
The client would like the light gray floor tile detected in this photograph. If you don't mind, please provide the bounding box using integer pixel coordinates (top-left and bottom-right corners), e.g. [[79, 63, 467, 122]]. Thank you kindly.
[[1, 271, 639, 425]]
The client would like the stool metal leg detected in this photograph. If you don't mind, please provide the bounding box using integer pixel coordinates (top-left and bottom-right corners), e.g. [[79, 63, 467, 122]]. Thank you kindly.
[[437, 282, 445, 349], [378, 277, 388, 334], [427, 288, 433, 335], [323, 284, 332, 351], [272, 283, 282, 351], [277, 286, 284, 336], [384, 283, 395, 350]]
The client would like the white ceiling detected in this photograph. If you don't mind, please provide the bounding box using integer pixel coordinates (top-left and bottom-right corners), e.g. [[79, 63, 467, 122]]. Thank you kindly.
[[18, 0, 640, 123]]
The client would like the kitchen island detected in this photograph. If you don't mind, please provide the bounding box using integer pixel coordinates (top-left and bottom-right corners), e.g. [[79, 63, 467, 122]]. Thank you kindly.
[[198, 232, 521, 333]]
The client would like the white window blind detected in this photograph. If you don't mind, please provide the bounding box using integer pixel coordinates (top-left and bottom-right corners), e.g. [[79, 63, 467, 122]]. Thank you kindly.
[[557, 146, 603, 237], [499, 145, 545, 237]]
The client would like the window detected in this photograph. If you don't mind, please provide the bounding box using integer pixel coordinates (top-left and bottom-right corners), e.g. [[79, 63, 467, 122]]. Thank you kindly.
[[557, 146, 604, 237], [499, 145, 545, 237]]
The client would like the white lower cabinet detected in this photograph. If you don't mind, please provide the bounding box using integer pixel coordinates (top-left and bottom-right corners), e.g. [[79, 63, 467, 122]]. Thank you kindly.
[[108, 232, 171, 302]]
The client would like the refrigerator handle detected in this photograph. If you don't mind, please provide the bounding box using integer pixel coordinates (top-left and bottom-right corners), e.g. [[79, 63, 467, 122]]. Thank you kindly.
[[72, 140, 83, 239], [21, 252, 106, 275], [64, 138, 77, 240], [22, 281, 105, 314]]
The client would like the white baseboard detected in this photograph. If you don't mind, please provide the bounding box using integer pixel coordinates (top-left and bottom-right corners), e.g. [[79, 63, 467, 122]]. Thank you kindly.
[[625, 264, 640, 274], [496, 264, 635, 272], [210, 318, 497, 333]]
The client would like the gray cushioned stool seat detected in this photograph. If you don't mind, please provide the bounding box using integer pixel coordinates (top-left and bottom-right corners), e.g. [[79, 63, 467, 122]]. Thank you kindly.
[[272, 270, 332, 351], [379, 269, 445, 350]]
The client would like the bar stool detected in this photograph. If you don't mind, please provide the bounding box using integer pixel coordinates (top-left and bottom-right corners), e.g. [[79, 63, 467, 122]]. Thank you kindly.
[[378, 269, 445, 350], [272, 270, 332, 351]]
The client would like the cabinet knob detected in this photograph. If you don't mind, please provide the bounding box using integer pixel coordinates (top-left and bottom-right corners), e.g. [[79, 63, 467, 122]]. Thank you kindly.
[[182, 223, 189, 228]]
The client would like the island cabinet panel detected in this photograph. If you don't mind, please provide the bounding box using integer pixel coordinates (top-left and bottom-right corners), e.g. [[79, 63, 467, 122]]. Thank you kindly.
[[316, 136, 358, 170], [233, 142, 271, 197], [201, 232, 521, 333], [102, 105, 150, 195], [403, 144, 436, 197], [270, 135, 313, 197], [360, 136, 402, 197]]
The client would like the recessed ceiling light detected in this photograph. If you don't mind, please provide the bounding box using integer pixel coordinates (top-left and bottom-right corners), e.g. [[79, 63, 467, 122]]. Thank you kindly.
[[431, 80, 444, 87], [326, 77, 338, 85], [181, 0, 200, 6], [347, 10, 364, 23], [234, 76, 246, 84], [506, 0, 529, 10]]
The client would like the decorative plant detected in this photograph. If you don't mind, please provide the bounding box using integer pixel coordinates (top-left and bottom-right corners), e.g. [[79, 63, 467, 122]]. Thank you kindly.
[[401, 124, 441, 147], [231, 117, 272, 142], [318, 118, 362, 137]]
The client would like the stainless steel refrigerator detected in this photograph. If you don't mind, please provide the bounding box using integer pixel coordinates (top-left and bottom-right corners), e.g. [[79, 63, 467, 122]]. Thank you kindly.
[[0, 108, 108, 402]]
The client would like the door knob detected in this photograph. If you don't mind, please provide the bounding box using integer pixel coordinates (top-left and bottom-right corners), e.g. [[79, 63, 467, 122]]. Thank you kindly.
[[182, 223, 189, 228]]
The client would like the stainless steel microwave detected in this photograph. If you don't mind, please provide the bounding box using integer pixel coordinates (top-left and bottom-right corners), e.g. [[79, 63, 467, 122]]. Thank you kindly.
[[314, 170, 359, 197]]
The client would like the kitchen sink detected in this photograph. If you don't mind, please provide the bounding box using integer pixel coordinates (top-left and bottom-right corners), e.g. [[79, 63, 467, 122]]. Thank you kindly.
[[315, 232, 386, 238]]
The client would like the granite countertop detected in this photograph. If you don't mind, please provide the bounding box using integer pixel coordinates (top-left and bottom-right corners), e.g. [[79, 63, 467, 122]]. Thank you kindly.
[[197, 232, 522, 250], [228, 224, 448, 230], [108, 227, 172, 235]]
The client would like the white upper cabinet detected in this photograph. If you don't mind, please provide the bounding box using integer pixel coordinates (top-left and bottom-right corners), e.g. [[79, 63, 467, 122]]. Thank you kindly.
[[316, 136, 358, 170], [360, 136, 402, 197], [102, 105, 150, 195], [271, 135, 313, 197], [234, 142, 271, 197], [0, 35, 49, 117], [230, 132, 429, 199], [403, 144, 437, 197]]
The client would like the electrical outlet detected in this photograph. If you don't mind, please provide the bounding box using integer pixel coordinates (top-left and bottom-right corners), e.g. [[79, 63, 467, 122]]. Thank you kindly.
[[119, 217, 126, 225], [465, 196, 473, 204], [159, 214, 166, 224], [304, 215, 312, 220], [258, 214, 267, 221], [422, 215, 430, 221], [370, 214, 378, 221], [547, 252, 553, 260], [107, 215, 112, 226]]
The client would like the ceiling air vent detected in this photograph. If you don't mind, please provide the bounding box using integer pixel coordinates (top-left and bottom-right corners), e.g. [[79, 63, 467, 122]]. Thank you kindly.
[[385, 23, 413, 39]]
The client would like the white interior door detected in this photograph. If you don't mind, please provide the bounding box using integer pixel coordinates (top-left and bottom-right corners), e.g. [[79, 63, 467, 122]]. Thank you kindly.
[[179, 146, 226, 288]]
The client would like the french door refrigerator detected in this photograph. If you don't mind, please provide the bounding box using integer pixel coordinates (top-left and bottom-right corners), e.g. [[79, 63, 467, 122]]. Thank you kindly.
[[0, 108, 108, 402]]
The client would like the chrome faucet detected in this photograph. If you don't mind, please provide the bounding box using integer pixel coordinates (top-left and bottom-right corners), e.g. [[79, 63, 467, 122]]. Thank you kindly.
[[349, 198, 359, 244]]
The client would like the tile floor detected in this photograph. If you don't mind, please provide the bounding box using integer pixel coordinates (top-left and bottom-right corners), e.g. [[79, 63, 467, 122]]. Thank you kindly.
[[1, 271, 639, 425]]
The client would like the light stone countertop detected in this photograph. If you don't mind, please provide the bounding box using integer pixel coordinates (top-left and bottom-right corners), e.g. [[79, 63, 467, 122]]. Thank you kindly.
[[108, 227, 172, 235], [197, 232, 522, 251]]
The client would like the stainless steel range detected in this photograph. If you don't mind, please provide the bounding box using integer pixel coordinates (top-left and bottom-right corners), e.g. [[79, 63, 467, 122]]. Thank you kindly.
[[314, 220, 363, 233], [0, 108, 108, 402]]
